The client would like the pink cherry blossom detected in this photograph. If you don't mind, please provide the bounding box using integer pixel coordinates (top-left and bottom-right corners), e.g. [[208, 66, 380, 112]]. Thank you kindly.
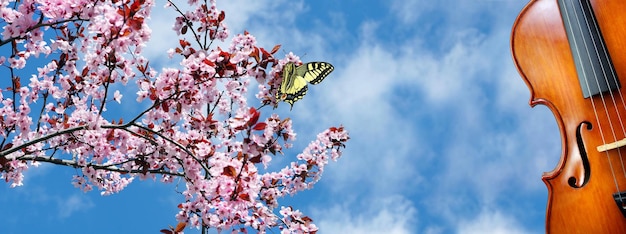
[[0, 0, 349, 233]]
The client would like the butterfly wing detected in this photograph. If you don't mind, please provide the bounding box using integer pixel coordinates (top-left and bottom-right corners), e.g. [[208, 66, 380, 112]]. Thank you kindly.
[[277, 62, 309, 109], [296, 62, 334, 84], [277, 62, 334, 109]]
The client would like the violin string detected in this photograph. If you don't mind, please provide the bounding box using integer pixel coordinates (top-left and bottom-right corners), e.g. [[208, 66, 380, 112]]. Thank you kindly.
[[576, 0, 626, 191], [583, 0, 626, 180], [566, 0, 621, 194]]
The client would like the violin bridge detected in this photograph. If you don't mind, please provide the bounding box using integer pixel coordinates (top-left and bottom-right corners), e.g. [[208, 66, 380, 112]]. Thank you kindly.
[[597, 138, 626, 152]]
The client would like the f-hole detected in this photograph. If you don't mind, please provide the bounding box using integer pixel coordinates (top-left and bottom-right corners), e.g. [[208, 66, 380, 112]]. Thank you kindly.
[[569, 121, 592, 188]]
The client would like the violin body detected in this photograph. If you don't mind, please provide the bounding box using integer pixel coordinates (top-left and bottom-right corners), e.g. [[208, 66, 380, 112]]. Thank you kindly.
[[512, 0, 626, 232]]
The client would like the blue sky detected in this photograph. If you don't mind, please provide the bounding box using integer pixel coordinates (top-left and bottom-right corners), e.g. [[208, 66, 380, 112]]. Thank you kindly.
[[0, 0, 562, 233]]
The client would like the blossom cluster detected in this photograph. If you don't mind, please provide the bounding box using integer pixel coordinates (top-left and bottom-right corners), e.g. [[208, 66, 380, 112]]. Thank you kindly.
[[0, 0, 349, 233]]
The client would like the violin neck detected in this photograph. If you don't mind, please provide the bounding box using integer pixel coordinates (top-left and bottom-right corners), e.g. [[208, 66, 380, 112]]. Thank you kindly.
[[558, 0, 620, 98]]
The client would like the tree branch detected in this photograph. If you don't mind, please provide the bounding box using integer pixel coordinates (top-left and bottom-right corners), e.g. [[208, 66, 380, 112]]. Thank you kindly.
[[0, 125, 89, 158], [16, 155, 184, 177]]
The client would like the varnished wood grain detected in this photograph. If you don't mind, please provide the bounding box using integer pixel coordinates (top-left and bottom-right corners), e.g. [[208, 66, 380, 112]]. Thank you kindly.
[[512, 0, 626, 233]]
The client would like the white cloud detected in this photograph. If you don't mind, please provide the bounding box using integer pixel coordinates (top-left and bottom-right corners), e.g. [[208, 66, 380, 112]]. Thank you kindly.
[[314, 195, 417, 234], [219, 0, 298, 33], [57, 193, 94, 218], [299, 17, 524, 199], [299, 43, 424, 195], [390, 0, 436, 25], [456, 208, 531, 234]]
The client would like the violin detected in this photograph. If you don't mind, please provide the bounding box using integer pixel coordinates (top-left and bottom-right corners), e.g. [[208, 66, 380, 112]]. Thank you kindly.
[[512, 0, 626, 232]]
